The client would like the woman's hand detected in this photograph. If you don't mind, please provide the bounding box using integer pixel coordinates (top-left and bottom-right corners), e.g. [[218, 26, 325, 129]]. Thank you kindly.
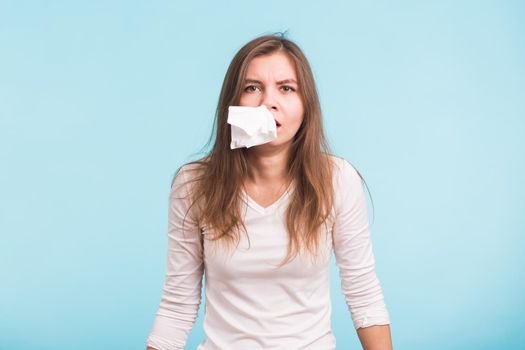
[[357, 324, 393, 350]]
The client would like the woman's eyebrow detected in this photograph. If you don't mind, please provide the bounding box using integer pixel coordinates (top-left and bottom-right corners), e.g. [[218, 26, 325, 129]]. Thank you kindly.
[[244, 78, 298, 85]]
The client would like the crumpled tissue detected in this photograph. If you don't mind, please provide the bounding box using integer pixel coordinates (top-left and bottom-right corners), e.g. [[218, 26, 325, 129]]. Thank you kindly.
[[227, 105, 277, 149]]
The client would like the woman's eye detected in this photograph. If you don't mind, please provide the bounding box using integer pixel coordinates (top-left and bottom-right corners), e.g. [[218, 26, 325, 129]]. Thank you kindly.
[[244, 85, 259, 93], [243, 85, 296, 93]]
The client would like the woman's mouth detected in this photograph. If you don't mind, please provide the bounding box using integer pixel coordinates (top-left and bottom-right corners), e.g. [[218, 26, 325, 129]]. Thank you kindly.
[[275, 120, 282, 128]]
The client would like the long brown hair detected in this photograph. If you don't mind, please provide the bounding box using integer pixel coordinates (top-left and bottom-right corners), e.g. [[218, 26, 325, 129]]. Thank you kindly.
[[173, 32, 368, 267]]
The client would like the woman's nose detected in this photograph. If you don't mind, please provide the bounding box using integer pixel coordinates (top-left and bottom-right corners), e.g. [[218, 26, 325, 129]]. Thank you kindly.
[[261, 89, 278, 111]]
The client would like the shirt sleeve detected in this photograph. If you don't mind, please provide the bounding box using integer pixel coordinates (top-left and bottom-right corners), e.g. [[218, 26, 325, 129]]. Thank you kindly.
[[332, 159, 391, 329], [146, 166, 204, 350]]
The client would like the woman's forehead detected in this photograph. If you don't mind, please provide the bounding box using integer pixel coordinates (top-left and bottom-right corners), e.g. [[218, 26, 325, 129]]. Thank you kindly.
[[243, 78, 298, 85], [244, 55, 298, 82]]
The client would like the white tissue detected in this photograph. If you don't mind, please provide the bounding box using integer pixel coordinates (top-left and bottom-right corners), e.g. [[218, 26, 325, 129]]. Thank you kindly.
[[227, 105, 277, 149]]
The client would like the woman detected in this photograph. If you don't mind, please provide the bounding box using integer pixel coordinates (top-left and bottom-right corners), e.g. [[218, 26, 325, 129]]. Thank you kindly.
[[146, 33, 392, 350]]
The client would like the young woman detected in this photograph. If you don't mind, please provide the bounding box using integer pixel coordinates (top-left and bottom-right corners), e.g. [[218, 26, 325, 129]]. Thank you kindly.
[[146, 33, 392, 350]]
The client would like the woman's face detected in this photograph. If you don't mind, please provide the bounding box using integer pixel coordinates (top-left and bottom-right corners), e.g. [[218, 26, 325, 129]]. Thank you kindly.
[[239, 51, 304, 149]]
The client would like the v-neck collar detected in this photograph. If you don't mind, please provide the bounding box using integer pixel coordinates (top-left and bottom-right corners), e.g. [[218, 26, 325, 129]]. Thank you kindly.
[[241, 181, 294, 215]]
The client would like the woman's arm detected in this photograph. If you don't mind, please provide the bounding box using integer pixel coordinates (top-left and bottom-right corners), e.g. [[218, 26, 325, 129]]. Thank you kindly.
[[357, 324, 393, 350], [332, 159, 392, 348], [145, 166, 204, 350]]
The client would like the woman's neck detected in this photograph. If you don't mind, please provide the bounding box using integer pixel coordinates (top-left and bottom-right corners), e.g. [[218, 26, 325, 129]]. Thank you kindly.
[[245, 146, 291, 186]]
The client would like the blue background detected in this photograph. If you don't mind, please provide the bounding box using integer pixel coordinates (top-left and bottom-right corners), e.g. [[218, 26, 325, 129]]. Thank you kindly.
[[1, 1, 524, 349]]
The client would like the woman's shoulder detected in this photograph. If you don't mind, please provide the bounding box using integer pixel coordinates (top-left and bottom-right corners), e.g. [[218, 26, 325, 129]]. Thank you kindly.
[[178, 159, 209, 178], [180, 162, 205, 175], [170, 159, 207, 191], [327, 153, 346, 169], [326, 153, 362, 191], [326, 153, 354, 174]]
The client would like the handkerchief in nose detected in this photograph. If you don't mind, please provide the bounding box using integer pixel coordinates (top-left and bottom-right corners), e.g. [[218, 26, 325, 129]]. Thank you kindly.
[[227, 105, 277, 149]]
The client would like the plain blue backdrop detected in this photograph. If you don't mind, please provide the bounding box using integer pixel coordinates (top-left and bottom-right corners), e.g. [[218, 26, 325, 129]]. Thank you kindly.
[[1, 1, 524, 349]]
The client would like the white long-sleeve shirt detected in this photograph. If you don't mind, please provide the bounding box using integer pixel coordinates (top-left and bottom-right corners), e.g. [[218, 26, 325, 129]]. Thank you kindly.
[[146, 155, 390, 350]]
